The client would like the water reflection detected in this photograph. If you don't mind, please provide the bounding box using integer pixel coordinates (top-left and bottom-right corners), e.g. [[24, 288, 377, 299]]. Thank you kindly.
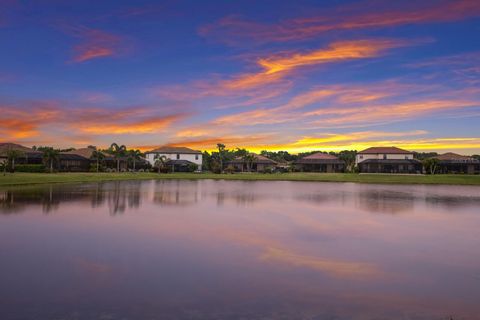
[[0, 180, 480, 319], [4, 180, 479, 215]]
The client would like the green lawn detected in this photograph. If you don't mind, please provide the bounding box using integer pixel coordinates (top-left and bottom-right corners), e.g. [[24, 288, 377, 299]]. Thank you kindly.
[[0, 172, 479, 187]]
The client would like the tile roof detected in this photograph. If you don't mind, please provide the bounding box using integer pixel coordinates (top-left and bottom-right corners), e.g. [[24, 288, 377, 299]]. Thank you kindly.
[[230, 153, 277, 164], [64, 148, 113, 159], [358, 147, 413, 154], [435, 152, 479, 162], [146, 146, 202, 154], [295, 152, 344, 164], [302, 152, 339, 160], [0, 143, 41, 156]]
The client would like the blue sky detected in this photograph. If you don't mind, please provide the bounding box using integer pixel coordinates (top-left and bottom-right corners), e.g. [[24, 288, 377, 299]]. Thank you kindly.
[[1, 0, 480, 153]]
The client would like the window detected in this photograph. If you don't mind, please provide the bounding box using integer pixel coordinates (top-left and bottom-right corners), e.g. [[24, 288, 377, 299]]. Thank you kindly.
[[195, 154, 199, 160], [405, 156, 409, 160], [176, 154, 180, 159], [383, 154, 387, 160], [359, 155, 363, 159]]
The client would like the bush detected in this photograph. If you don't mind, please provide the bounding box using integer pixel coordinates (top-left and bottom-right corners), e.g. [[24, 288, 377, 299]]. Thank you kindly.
[[188, 163, 199, 172], [14, 164, 46, 173], [89, 163, 106, 172], [262, 166, 274, 174], [210, 161, 222, 174], [224, 165, 235, 174]]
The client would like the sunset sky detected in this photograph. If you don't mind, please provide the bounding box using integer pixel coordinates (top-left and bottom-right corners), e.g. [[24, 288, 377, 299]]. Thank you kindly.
[[1, 0, 480, 153]]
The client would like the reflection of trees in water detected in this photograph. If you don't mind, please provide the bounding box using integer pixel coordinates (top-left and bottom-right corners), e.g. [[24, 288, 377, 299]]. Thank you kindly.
[[0, 181, 143, 215], [0, 185, 62, 214], [102, 181, 142, 215]]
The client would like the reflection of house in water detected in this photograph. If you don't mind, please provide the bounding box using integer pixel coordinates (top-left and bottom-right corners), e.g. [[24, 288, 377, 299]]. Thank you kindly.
[[153, 180, 201, 206], [354, 190, 416, 214]]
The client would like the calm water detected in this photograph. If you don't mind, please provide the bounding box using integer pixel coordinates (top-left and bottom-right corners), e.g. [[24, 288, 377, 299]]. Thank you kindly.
[[1, 180, 480, 320]]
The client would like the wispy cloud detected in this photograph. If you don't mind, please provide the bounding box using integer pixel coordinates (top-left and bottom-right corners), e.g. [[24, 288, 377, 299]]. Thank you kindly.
[[221, 39, 408, 90], [200, 0, 480, 45], [0, 99, 189, 144], [75, 114, 186, 135], [61, 25, 126, 63]]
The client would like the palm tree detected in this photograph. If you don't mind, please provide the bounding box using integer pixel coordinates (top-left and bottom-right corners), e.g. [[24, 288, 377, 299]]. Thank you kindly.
[[128, 149, 142, 171], [6, 149, 24, 173], [243, 153, 256, 172], [217, 143, 226, 172], [154, 154, 169, 173], [42, 147, 59, 173], [110, 143, 127, 172], [91, 149, 105, 173]]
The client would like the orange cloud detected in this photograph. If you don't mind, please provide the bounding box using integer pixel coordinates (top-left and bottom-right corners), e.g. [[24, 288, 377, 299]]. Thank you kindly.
[[222, 39, 406, 90], [200, 0, 480, 44], [0, 103, 62, 140]]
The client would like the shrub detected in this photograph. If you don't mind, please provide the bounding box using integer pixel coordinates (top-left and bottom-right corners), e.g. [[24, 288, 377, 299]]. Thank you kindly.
[[15, 164, 46, 173], [224, 165, 235, 174], [210, 161, 222, 174], [188, 163, 199, 172], [89, 163, 106, 172], [262, 166, 274, 174]]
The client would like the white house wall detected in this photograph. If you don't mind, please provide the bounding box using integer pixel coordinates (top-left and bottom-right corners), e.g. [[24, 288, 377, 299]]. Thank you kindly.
[[356, 153, 413, 165], [146, 152, 203, 170]]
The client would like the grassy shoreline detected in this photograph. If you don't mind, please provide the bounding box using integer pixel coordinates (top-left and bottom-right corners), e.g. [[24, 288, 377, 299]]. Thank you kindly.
[[0, 172, 479, 187]]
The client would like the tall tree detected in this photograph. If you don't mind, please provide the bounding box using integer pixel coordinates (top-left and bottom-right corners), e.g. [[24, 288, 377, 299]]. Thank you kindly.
[[217, 143, 226, 171], [110, 143, 127, 172], [422, 158, 439, 175], [91, 149, 105, 173], [128, 149, 142, 171], [6, 149, 24, 173], [154, 154, 168, 173], [243, 153, 256, 172], [42, 147, 59, 173]]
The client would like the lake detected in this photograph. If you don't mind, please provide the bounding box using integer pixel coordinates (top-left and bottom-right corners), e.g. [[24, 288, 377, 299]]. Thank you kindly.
[[1, 180, 479, 320]]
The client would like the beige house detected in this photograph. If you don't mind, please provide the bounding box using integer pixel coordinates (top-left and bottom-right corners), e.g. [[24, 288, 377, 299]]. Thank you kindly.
[[295, 153, 345, 172], [356, 147, 422, 174], [227, 153, 277, 172]]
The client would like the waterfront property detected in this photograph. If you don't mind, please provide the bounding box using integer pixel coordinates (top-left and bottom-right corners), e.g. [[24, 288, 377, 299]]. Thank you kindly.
[[145, 146, 203, 171], [294, 152, 345, 172], [434, 152, 480, 174], [227, 153, 278, 172], [356, 147, 422, 174]]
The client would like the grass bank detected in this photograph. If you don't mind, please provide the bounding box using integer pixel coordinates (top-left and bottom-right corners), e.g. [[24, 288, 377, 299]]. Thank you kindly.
[[0, 172, 479, 187]]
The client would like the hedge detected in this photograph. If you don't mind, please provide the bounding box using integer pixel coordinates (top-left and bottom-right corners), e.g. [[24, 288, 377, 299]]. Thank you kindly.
[[14, 164, 46, 173]]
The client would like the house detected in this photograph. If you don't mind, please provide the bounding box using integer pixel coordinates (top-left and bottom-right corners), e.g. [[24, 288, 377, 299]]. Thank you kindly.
[[57, 153, 91, 172], [356, 147, 422, 174], [295, 153, 345, 172], [227, 153, 277, 172], [64, 147, 121, 170], [145, 146, 203, 171], [434, 153, 480, 174], [0, 143, 43, 165]]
